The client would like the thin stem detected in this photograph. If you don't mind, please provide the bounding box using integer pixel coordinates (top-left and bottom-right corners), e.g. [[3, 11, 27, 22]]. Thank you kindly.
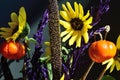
[[104, 25, 110, 40], [80, 61, 95, 80], [1, 56, 13, 80], [94, 32, 103, 40], [97, 66, 107, 80]]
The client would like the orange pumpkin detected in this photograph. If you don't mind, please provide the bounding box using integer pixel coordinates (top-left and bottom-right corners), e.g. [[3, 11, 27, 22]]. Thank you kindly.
[[0, 41, 25, 60], [88, 40, 117, 63]]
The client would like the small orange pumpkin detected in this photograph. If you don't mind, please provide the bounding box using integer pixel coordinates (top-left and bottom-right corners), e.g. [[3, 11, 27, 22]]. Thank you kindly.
[[88, 40, 117, 63], [0, 40, 25, 60]]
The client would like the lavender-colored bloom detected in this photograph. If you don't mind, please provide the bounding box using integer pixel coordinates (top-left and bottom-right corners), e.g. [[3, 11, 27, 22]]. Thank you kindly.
[[24, 9, 48, 80], [89, 26, 106, 39], [91, 0, 110, 26], [33, 9, 48, 48], [23, 57, 32, 80], [41, 66, 48, 78], [31, 9, 48, 80]]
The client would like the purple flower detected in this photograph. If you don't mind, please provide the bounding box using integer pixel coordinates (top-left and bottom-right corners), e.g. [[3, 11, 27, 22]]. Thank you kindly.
[[91, 0, 110, 26], [24, 9, 48, 80], [33, 9, 48, 48]]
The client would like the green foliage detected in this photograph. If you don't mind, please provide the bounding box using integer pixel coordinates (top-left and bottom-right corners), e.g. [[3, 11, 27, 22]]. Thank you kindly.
[[18, 22, 30, 39], [102, 75, 116, 80]]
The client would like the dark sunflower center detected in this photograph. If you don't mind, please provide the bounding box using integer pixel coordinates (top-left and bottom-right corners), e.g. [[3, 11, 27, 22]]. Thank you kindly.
[[12, 27, 18, 35], [70, 18, 83, 30]]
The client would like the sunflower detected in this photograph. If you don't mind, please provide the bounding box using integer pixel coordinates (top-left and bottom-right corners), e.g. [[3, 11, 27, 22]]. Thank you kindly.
[[44, 42, 51, 58], [102, 35, 120, 73], [40, 42, 51, 63], [0, 7, 27, 41], [60, 2, 93, 47]]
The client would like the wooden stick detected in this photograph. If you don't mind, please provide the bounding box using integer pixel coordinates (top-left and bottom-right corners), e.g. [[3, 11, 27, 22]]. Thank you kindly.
[[48, 0, 62, 79]]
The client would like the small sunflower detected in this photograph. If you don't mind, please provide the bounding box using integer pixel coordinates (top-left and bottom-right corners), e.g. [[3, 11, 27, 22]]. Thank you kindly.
[[0, 7, 27, 41], [60, 2, 93, 47], [40, 42, 51, 63], [102, 35, 120, 73], [44, 42, 51, 57]]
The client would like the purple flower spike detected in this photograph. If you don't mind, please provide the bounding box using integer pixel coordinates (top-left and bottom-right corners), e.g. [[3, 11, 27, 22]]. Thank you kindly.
[[91, 0, 110, 26], [89, 26, 106, 39], [24, 9, 49, 80], [34, 9, 48, 48]]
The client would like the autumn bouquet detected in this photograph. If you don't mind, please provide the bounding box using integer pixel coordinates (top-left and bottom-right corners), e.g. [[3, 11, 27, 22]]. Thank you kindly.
[[0, 0, 119, 80]]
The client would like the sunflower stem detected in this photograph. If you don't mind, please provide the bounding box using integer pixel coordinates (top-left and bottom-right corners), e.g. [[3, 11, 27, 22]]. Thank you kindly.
[[1, 56, 13, 80], [80, 61, 95, 80], [48, 0, 62, 79], [97, 66, 107, 80]]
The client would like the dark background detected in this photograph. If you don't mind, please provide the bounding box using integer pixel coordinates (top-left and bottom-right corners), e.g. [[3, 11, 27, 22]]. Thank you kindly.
[[0, 0, 120, 80]]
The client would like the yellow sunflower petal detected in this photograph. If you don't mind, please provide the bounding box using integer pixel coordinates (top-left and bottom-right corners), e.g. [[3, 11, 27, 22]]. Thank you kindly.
[[76, 35, 82, 47], [0, 27, 12, 32], [18, 7, 26, 28], [84, 16, 93, 24], [86, 24, 92, 29], [45, 47, 51, 57], [61, 29, 71, 37], [60, 11, 71, 21], [115, 60, 120, 71], [105, 58, 114, 70], [59, 20, 71, 29], [82, 10, 90, 21], [62, 30, 74, 42], [83, 32, 89, 43], [60, 74, 65, 80], [0, 32, 12, 38], [116, 35, 120, 49], [66, 2, 76, 18], [11, 12, 18, 22], [110, 60, 115, 73], [62, 3, 71, 18], [44, 42, 50, 46], [79, 3, 84, 19], [8, 22, 18, 29], [69, 31, 78, 46], [102, 58, 112, 65], [74, 2, 79, 17]]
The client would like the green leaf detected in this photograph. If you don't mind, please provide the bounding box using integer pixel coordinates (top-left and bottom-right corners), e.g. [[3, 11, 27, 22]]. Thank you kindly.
[[39, 56, 49, 62], [62, 54, 68, 62], [18, 22, 30, 39], [47, 63, 53, 80], [102, 75, 116, 80], [27, 38, 37, 43], [25, 36, 37, 44]]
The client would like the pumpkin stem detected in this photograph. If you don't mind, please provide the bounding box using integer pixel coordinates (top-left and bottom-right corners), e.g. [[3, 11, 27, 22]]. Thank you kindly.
[[104, 25, 110, 40], [94, 32, 103, 40]]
